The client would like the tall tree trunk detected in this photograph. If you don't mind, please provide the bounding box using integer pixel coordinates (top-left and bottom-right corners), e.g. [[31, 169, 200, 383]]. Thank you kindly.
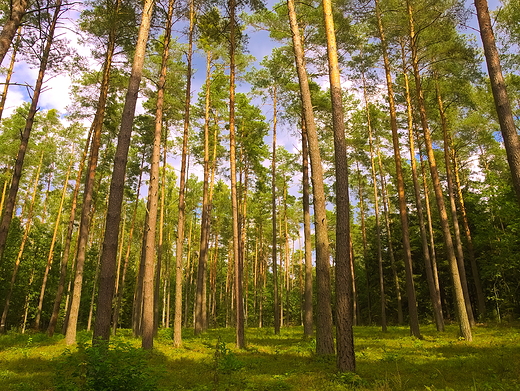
[[301, 121, 313, 338], [65, 0, 119, 345], [47, 126, 93, 337], [173, 0, 193, 348], [287, 0, 334, 355], [195, 49, 212, 336], [0, 26, 21, 121], [378, 170, 403, 326], [140, 0, 174, 350], [376, 0, 420, 338], [475, 0, 520, 205], [34, 153, 74, 330], [228, 0, 245, 349], [0, 0, 62, 269], [92, 0, 155, 344], [357, 163, 372, 325], [364, 76, 386, 333], [407, 0, 472, 341], [436, 79, 475, 327], [400, 45, 444, 331], [0, 151, 43, 333], [322, 0, 354, 370], [0, 0, 28, 66], [272, 87, 281, 335], [452, 149, 486, 318]]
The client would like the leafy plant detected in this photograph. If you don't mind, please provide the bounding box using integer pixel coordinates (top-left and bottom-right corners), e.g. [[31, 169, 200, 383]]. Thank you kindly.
[[54, 339, 162, 391]]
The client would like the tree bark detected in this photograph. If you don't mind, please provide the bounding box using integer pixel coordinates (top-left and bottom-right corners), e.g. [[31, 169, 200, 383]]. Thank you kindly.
[[376, 0, 420, 338], [287, 0, 334, 355], [301, 121, 313, 338], [92, 0, 155, 344], [34, 153, 73, 330], [65, 0, 119, 344], [475, 0, 520, 205], [322, 0, 354, 370], [0, 26, 22, 121], [0, 0, 29, 66], [400, 44, 444, 331]]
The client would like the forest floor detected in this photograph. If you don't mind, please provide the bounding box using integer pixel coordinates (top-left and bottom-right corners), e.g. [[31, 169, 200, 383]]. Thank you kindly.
[[0, 323, 518, 390]]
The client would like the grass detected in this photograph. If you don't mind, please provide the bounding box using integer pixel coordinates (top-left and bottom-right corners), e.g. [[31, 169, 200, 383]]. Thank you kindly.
[[0, 323, 519, 390]]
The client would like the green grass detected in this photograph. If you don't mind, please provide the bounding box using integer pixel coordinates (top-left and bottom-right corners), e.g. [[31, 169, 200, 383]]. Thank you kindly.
[[0, 323, 518, 390]]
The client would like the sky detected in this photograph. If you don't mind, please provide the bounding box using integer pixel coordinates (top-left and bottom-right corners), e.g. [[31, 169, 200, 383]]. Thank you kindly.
[[0, 0, 504, 164]]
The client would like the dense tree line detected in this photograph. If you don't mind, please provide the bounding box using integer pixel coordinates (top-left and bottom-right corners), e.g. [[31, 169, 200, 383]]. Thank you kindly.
[[0, 0, 518, 373]]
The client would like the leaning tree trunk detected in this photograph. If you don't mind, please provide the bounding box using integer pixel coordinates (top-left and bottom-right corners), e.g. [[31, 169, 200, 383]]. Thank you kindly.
[[34, 153, 74, 330], [436, 79, 475, 327], [475, 0, 520, 206], [65, 0, 119, 344], [400, 42, 444, 331], [287, 0, 334, 355], [0, 26, 21, 121], [92, 0, 155, 345], [407, 0, 472, 341], [0, 152, 43, 333], [0, 0, 28, 66], [376, 0, 420, 338], [47, 126, 93, 337], [0, 0, 62, 269]]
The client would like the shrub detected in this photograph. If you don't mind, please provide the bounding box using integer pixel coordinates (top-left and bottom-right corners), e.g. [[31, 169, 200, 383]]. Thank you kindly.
[[54, 339, 161, 391]]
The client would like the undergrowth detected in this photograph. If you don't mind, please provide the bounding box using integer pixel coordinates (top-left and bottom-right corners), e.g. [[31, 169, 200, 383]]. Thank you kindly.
[[0, 323, 518, 390]]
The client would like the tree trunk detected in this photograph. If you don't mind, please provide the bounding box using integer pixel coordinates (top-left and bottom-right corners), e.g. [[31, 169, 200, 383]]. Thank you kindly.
[[47, 126, 93, 337], [301, 121, 313, 338], [1, 152, 43, 333], [65, 0, 119, 345], [452, 149, 486, 319], [407, 0, 472, 341], [400, 44, 444, 331], [475, 0, 520, 205], [195, 50, 212, 337], [0, 26, 21, 121], [287, 0, 334, 355], [272, 86, 281, 335], [376, 0, 420, 338], [228, 0, 245, 349], [0, 0, 28, 66], [322, 0, 354, 370], [357, 163, 372, 325], [436, 79, 475, 327], [140, 0, 173, 350], [34, 153, 74, 330], [0, 0, 62, 269], [364, 76, 386, 333], [92, 0, 155, 345]]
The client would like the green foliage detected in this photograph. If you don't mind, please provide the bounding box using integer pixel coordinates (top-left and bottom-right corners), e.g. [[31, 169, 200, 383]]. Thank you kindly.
[[54, 340, 161, 391], [213, 338, 244, 374]]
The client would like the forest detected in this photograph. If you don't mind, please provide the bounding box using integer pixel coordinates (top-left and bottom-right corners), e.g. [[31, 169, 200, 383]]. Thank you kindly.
[[0, 0, 519, 389]]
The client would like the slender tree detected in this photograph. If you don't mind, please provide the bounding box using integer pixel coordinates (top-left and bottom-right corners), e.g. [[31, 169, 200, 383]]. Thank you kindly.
[[92, 0, 155, 344], [287, 0, 334, 355], [322, 0, 355, 371]]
